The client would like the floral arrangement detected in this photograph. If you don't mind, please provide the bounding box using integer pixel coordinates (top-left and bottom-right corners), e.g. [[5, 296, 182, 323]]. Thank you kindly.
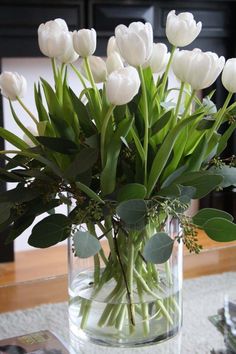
[[0, 9, 235, 343]]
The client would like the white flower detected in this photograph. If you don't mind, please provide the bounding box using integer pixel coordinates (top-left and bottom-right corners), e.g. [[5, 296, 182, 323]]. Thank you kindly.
[[115, 22, 153, 67], [81, 56, 107, 83], [106, 66, 140, 105], [222, 58, 236, 93], [166, 10, 202, 47], [38, 18, 71, 58], [144, 43, 170, 73], [106, 52, 124, 74], [73, 29, 96, 57], [107, 36, 121, 57], [0, 72, 27, 100], [57, 32, 79, 64], [172, 48, 225, 90]]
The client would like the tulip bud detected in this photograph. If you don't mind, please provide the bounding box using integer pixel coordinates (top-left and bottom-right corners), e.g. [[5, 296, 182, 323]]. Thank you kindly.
[[166, 10, 202, 47], [0, 72, 27, 100], [107, 36, 120, 57], [222, 58, 236, 93], [115, 22, 153, 67], [106, 66, 140, 105], [38, 18, 71, 58], [81, 56, 107, 83], [106, 52, 124, 74], [57, 32, 79, 64], [172, 48, 225, 90], [143, 43, 170, 73], [73, 29, 96, 57]]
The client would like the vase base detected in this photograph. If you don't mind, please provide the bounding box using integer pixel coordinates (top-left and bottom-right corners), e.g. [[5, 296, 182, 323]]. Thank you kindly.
[[69, 323, 182, 353]]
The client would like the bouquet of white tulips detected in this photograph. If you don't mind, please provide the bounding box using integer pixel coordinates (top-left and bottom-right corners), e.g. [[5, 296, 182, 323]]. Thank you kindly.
[[0, 9, 235, 346]]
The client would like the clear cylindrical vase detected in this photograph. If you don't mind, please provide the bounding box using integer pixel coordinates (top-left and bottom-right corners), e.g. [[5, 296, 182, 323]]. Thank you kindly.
[[68, 216, 183, 350]]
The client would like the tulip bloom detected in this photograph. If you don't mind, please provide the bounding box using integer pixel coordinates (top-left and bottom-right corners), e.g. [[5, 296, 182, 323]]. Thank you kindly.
[[106, 66, 140, 105], [81, 56, 107, 83], [38, 18, 72, 58], [115, 22, 153, 67], [0, 72, 27, 100], [57, 32, 79, 64], [222, 58, 236, 93], [106, 52, 124, 74], [107, 36, 120, 57], [166, 10, 202, 47], [172, 49, 225, 90], [73, 29, 96, 57], [144, 43, 170, 73]]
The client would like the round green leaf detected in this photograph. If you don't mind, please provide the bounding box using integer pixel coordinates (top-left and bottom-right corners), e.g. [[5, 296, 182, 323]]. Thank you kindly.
[[117, 183, 147, 202], [193, 208, 233, 227], [203, 217, 236, 242], [116, 199, 147, 229], [143, 232, 174, 264], [28, 214, 69, 248], [73, 230, 101, 258]]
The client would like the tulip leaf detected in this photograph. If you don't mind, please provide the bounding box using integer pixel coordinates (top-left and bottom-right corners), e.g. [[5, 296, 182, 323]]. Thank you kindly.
[[28, 214, 70, 248], [151, 110, 173, 135], [116, 199, 147, 229], [36, 136, 79, 154], [0, 127, 28, 150], [196, 116, 215, 130], [193, 208, 233, 227], [202, 217, 236, 242], [186, 135, 208, 171], [0, 185, 40, 203], [76, 181, 104, 204], [147, 114, 197, 196], [65, 147, 98, 180], [73, 230, 101, 258], [117, 183, 147, 202], [143, 232, 174, 264]]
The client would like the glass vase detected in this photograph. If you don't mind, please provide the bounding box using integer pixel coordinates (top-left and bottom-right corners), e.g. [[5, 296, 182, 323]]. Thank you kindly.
[[68, 215, 183, 351]]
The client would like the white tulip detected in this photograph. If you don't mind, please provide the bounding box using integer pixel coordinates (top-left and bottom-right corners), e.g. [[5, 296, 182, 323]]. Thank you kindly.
[[106, 52, 124, 74], [166, 10, 202, 47], [144, 43, 170, 73], [172, 48, 225, 90], [115, 22, 153, 67], [222, 58, 236, 93], [38, 18, 71, 58], [106, 66, 140, 105], [73, 29, 96, 57], [81, 56, 107, 83], [107, 36, 120, 57], [57, 32, 79, 64], [0, 72, 27, 100]]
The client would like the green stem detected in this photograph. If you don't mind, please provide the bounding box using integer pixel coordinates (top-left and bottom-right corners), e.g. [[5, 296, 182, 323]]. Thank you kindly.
[[84, 56, 102, 109], [51, 58, 57, 83], [127, 237, 135, 331], [138, 66, 149, 186], [159, 46, 176, 99], [100, 104, 115, 166], [70, 63, 87, 90], [181, 89, 196, 120], [17, 97, 38, 125], [174, 81, 185, 121], [207, 91, 233, 143]]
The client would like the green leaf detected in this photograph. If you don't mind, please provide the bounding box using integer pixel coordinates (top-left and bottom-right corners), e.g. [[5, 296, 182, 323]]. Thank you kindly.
[[7, 215, 35, 243], [158, 184, 181, 198], [0, 127, 28, 150], [147, 114, 197, 197], [196, 116, 215, 130], [151, 110, 173, 135], [117, 183, 147, 202], [143, 232, 174, 264], [28, 214, 69, 248], [130, 126, 145, 162], [76, 182, 104, 204], [202, 218, 236, 242], [0, 186, 40, 203], [0, 202, 11, 224], [186, 135, 208, 171], [65, 148, 98, 180], [193, 208, 233, 227], [116, 199, 147, 229], [217, 121, 236, 155], [161, 165, 187, 188], [209, 165, 236, 188], [73, 230, 101, 258], [36, 136, 79, 154], [178, 185, 196, 204]]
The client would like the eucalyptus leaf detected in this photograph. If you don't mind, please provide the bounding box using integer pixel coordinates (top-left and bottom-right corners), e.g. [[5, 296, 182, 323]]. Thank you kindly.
[[73, 230, 101, 258], [202, 217, 236, 242], [65, 148, 98, 180], [117, 183, 147, 202], [76, 181, 104, 204], [209, 165, 236, 188], [116, 199, 147, 229], [28, 214, 69, 248], [143, 232, 174, 264], [0, 186, 40, 203], [37, 136, 79, 154], [193, 208, 233, 227], [0, 202, 11, 224]]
